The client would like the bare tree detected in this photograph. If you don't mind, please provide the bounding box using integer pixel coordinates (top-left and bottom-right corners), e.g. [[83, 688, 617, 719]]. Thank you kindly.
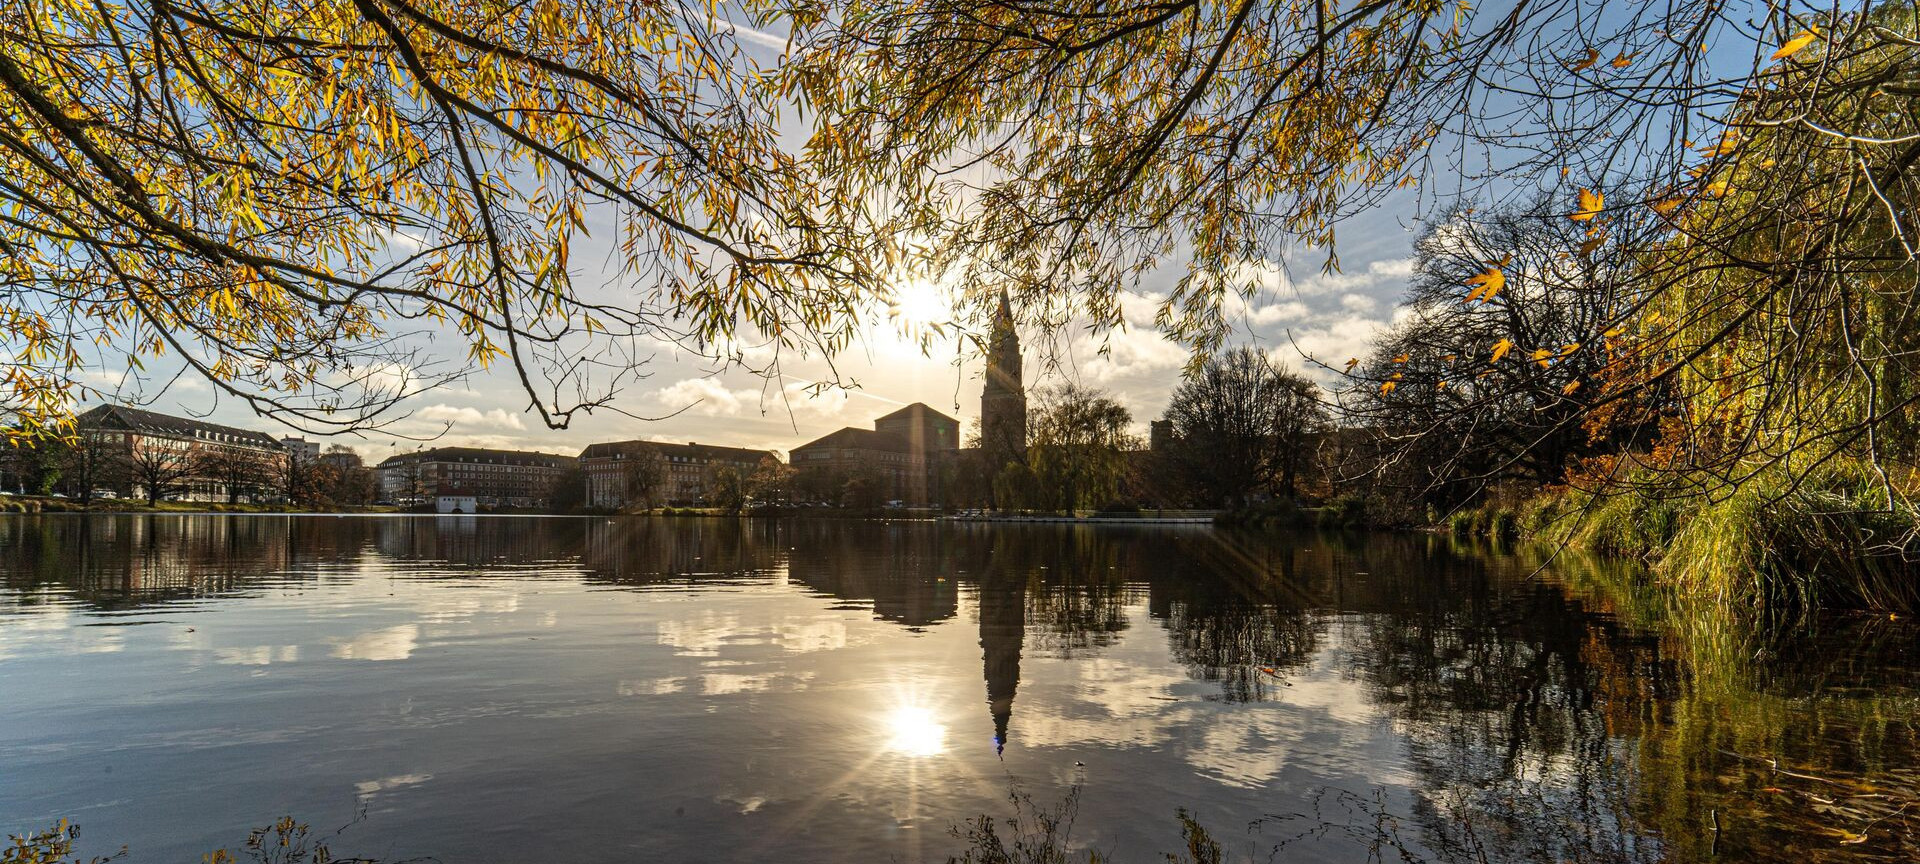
[[124, 444, 197, 504], [1163, 348, 1330, 507]]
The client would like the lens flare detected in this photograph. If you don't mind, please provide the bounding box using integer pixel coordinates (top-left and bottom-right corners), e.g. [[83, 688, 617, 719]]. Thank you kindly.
[[884, 704, 949, 757]]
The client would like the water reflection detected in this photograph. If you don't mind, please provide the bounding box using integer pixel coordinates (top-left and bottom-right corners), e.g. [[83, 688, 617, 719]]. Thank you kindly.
[[0, 516, 1914, 863]]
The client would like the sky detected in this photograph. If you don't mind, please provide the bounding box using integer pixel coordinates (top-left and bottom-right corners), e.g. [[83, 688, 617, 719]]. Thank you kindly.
[[91, 0, 1778, 465], [100, 206, 1427, 466]]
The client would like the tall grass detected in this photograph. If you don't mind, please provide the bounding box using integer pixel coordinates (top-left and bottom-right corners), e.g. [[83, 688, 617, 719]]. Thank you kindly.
[[1523, 460, 1920, 615]]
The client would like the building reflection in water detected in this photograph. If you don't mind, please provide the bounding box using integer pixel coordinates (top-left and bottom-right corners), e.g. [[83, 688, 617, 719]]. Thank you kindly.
[[1, 515, 1915, 863]]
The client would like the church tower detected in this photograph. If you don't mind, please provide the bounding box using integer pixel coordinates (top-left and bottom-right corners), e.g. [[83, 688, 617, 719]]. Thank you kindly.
[[979, 290, 1027, 470]]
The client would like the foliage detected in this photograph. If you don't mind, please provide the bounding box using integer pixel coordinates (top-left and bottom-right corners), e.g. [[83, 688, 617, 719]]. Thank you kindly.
[[779, 0, 1737, 366], [1023, 384, 1137, 513], [1341, 199, 1653, 505], [0, 0, 875, 438], [2, 820, 119, 864], [703, 464, 746, 513], [1162, 347, 1327, 506], [622, 449, 667, 510]]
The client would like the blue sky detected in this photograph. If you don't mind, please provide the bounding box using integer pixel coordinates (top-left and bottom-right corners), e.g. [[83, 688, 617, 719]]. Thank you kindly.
[[88, 0, 1786, 463]]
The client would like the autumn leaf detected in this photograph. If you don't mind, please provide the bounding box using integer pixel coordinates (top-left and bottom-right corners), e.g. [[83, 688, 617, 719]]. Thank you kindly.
[[1490, 339, 1514, 363], [1436, 380, 1449, 390], [1570, 188, 1604, 221], [1578, 236, 1604, 257], [1651, 197, 1684, 216], [1610, 52, 1635, 68], [1464, 266, 1506, 303], [1569, 48, 1600, 71], [1706, 180, 1729, 197], [1392, 353, 1410, 364], [1772, 29, 1818, 61], [1562, 380, 1581, 395], [1531, 348, 1553, 367], [1344, 357, 1360, 372], [1379, 381, 1397, 395]]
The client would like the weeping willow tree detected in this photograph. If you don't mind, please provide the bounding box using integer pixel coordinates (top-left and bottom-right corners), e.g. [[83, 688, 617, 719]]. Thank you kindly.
[[1622, 9, 1920, 491], [0, 0, 880, 439]]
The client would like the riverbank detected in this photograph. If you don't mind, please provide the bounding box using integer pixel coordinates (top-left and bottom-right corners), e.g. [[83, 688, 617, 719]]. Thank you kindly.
[[0, 495, 400, 515], [1438, 461, 1920, 616]]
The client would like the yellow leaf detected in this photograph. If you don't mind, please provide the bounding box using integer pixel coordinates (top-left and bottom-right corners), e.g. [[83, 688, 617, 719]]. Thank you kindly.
[[1560, 343, 1581, 356], [1651, 197, 1684, 216], [1569, 48, 1599, 71], [1571, 188, 1604, 221], [1578, 236, 1604, 256], [1436, 380, 1449, 390], [1772, 30, 1817, 61], [1379, 381, 1397, 395], [1490, 339, 1514, 363], [1464, 266, 1506, 303], [1531, 348, 1553, 367], [1344, 357, 1359, 372], [1706, 180, 1729, 198], [1611, 52, 1636, 68], [1562, 380, 1581, 394], [1392, 354, 1410, 364]]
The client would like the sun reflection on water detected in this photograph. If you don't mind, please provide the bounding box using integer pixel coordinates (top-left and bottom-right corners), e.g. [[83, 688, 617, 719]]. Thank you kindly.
[[884, 704, 949, 757]]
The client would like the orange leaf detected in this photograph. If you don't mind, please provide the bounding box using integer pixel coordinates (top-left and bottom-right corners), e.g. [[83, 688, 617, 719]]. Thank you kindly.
[[1772, 30, 1817, 60], [1570, 188, 1604, 221], [1569, 48, 1600, 71], [1562, 380, 1582, 395], [1490, 339, 1514, 363], [1464, 266, 1507, 303], [1651, 197, 1684, 216]]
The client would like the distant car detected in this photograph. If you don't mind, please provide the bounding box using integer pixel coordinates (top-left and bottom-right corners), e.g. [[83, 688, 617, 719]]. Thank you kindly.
[[90, 489, 118, 500]]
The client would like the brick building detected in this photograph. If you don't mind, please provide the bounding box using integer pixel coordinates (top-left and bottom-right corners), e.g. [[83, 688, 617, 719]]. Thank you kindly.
[[74, 405, 286, 503], [376, 447, 575, 508], [790, 402, 961, 505], [577, 440, 777, 509]]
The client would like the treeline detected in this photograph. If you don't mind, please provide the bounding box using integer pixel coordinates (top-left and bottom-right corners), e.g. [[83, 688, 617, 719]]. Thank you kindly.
[[0, 438, 376, 509], [1324, 9, 1920, 615]]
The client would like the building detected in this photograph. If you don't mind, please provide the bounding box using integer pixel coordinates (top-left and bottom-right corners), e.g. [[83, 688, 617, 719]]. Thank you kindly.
[[577, 440, 778, 509], [979, 290, 1027, 474], [790, 402, 961, 505], [74, 404, 286, 503], [280, 437, 321, 464], [376, 447, 575, 509], [435, 495, 478, 514]]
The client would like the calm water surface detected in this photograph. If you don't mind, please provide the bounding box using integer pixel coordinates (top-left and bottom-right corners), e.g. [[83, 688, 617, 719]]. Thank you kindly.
[[0, 516, 1914, 863]]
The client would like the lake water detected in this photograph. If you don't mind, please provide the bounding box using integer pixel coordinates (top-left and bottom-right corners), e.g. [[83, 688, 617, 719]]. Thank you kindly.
[[0, 515, 1914, 863]]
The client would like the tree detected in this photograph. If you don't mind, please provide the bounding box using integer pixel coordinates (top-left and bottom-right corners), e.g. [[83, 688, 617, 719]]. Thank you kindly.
[[705, 464, 747, 513], [197, 448, 283, 504], [1163, 348, 1329, 507], [779, 0, 1774, 363], [1026, 384, 1138, 512], [0, 0, 876, 440], [1336, 201, 1652, 504], [123, 443, 197, 503], [622, 448, 667, 510], [744, 456, 796, 506]]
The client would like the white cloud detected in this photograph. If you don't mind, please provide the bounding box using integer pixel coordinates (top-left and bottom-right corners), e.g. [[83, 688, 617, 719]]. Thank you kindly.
[[330, 624, 419, 661], [655, 377, 752, 417], [413, 403, 527, 430]]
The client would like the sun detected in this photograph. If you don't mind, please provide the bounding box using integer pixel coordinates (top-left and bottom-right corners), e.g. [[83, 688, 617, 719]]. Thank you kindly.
[[885, 279, 953, 333], [884, 704, 949, 757]]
